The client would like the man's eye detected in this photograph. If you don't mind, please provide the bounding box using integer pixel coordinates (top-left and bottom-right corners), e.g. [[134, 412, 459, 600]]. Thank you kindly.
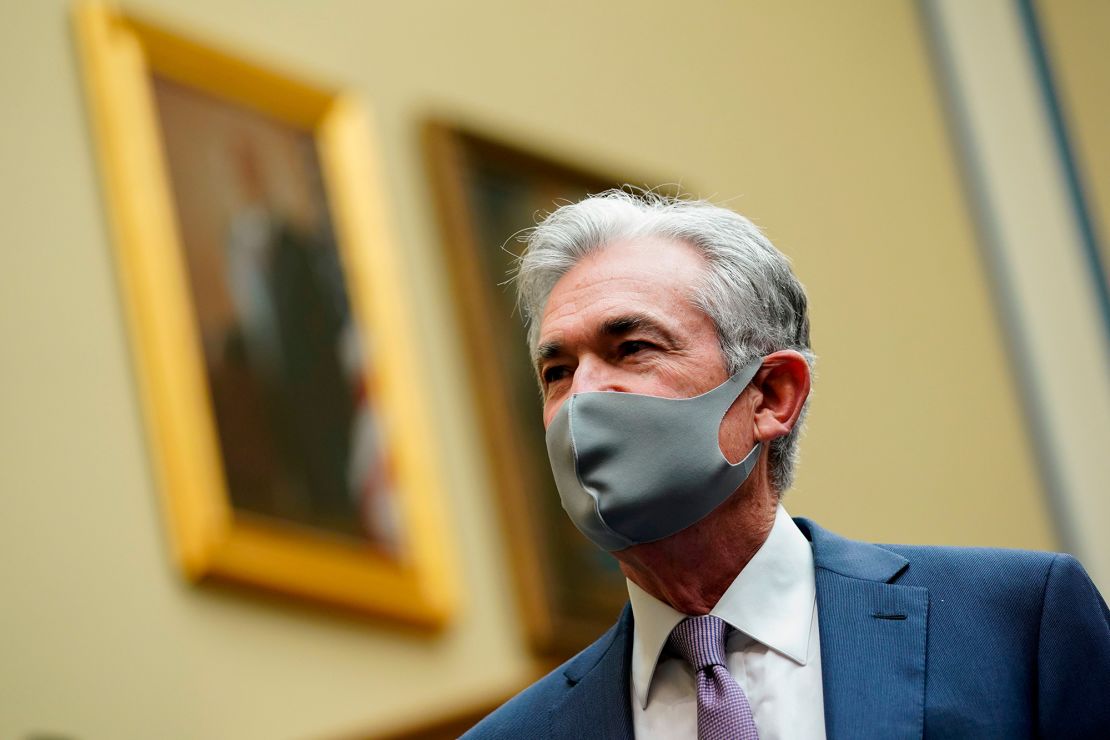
[[619, 340, 653, 357], [542, 366, 570, 385]]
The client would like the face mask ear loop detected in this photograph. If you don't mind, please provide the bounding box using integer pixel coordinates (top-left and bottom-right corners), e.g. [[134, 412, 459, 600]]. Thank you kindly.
[[726, 440, 762, 473], [709, 359, 764, 466]]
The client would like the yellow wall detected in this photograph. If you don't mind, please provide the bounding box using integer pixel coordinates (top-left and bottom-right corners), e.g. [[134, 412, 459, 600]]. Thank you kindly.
[[0, 1, 1069, 739], [1037, 0, 1110, 299]]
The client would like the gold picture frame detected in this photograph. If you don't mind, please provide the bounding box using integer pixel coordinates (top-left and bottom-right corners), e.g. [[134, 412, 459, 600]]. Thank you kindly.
[[424, 121, 673, 655], [74, 2, 457, 628]]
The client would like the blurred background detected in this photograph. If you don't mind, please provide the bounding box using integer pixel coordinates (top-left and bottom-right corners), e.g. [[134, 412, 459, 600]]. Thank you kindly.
[[1, 0, 1107, 738]]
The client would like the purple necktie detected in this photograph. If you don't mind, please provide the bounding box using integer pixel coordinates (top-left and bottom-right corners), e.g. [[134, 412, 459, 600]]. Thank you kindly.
[[667, 615, 760, 740]]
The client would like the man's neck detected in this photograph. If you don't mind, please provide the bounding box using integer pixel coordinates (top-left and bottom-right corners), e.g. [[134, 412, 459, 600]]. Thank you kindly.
[[616, 481, 778, 615]]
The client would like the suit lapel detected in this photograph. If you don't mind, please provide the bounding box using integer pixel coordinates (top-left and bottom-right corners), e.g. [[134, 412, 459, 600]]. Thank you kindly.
[[547, 604, 635, 740], [796, 518, 928, 740]]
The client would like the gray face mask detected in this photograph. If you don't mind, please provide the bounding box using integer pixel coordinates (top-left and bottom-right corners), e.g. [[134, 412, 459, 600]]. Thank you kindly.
[[545, 359, 763, 552]]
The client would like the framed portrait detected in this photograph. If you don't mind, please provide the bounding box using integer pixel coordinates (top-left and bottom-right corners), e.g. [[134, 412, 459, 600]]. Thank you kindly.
[[74, 2, 456, 628], [424, 121, 674, 655]]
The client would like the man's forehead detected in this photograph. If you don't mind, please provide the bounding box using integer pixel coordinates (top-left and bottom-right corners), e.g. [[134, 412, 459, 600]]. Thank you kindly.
[[539, 255, 703, 319], [534, 238, 709, 351]]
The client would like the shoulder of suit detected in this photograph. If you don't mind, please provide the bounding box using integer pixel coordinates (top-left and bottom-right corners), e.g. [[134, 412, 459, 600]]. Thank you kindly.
[[879, 542, 1060, 571], [461, 638, 605, 738], [877, 542, 1067, 599], [460, 669, 561, 738]]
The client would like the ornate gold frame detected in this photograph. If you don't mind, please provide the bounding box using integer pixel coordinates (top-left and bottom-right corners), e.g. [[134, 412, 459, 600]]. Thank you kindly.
[[74, 2, 456, 628]]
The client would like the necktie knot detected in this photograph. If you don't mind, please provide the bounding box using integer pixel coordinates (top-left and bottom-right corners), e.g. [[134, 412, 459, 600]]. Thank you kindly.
[[667, 614, 730, 671], [666, 614, 760, 739]]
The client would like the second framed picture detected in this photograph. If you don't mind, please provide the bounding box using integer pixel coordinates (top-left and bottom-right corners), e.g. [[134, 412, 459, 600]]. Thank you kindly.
[[425, 121, 675, 656]]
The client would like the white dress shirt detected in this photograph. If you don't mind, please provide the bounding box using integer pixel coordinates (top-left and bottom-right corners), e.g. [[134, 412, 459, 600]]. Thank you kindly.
[[628, 506, 826, 739]]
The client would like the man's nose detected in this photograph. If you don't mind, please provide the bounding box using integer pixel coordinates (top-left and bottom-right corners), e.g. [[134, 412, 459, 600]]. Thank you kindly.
[[569, 356, 627, 396]]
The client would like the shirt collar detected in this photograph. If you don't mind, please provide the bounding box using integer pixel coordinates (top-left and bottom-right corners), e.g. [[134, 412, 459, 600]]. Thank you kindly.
[[627, 505, 817, 709]]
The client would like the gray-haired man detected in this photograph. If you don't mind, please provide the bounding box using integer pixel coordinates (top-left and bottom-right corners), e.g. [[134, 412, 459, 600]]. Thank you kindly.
[[465, 191, 1110, 739]]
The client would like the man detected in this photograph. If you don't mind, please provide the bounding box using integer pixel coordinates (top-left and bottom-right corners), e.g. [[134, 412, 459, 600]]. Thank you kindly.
[[464, 191, 1110, 739]]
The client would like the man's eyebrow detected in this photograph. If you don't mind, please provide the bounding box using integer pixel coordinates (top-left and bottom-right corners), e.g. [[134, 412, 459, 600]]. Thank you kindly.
[[601, 313, 675, 343], [535, 339, 563, 366], [533, 313, 676, 373]]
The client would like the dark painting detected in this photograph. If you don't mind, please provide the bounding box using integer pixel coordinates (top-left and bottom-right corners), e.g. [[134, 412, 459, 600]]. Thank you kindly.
[[425, 123, 673, 655]]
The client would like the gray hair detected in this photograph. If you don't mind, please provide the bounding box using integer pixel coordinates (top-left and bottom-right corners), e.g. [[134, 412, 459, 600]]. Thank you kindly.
[[514, 189, 815, 494]]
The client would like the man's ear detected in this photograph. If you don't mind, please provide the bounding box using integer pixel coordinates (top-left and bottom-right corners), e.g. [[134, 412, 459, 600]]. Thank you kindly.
[[752, 350, 811, 442]]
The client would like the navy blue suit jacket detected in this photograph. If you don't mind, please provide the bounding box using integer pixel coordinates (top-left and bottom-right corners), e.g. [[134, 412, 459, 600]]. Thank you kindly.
[[464, 518, 1110, 739]]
